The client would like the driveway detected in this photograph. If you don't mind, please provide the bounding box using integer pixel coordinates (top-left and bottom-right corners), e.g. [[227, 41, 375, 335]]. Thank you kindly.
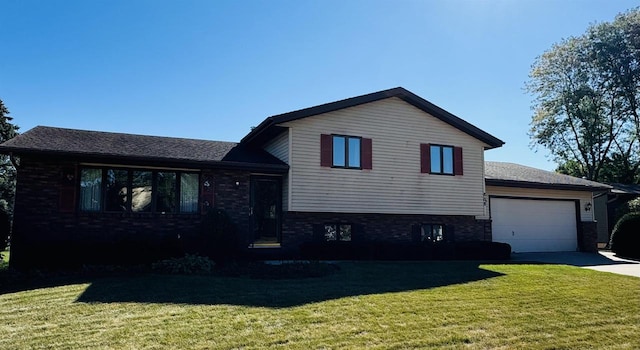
[[511, 251, 640, 278]]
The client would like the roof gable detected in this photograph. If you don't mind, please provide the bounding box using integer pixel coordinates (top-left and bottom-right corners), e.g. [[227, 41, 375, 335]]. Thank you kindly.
[[241, 87, 504, 149]]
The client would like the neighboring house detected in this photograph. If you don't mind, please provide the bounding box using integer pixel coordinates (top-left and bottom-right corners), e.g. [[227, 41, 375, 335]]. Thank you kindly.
[[593, 184, 640, 247], [0, 87, 610, 268]]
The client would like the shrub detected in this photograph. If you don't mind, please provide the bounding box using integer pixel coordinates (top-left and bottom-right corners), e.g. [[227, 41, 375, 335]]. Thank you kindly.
[[151, 254, 216, 275], [610, 212, 640, 259]]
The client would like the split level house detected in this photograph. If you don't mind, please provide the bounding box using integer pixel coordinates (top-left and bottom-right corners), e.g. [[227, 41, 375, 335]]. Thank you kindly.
[[0, 87, 610, 268]]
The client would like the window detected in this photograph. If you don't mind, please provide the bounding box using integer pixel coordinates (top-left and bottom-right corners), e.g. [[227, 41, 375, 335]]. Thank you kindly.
[[420, 144, 463, 175], [157, 172, 177, 213], [430, 145, 454, 174], [324, 224, 352, 241], [79, 167, 199, 213], [421, 224, 445, 242], [321, 134, 372, 169], [333, 135, 361, 168], [179, 173, 199, 212], [79, 168, 102, 212]]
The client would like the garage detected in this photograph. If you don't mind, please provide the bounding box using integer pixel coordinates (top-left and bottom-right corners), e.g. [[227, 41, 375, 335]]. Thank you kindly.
[[490, 197, 578, 252]]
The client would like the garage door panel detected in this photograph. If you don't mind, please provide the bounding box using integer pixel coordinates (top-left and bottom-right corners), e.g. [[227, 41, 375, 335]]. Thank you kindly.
[[491, 198, 577, 253]]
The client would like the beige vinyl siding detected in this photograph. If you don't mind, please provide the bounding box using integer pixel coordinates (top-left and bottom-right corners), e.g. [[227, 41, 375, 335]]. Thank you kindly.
[[485, 185, 594, 222], [263, 129, 290, 211], [280, 97, 489, 216], [264, 130, 289, 163]]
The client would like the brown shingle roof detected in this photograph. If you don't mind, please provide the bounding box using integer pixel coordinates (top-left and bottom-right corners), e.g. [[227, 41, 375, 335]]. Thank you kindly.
[[485, 161, 611, 191], [242, 87, 505, 149], [0, 126, 288, 171]]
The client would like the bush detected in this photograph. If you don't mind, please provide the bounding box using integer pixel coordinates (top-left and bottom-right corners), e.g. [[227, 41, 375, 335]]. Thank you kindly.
[[151, 254, 216, 275], [610, 212, 640, 259]]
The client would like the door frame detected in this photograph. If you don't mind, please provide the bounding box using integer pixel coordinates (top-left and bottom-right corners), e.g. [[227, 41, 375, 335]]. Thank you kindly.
[[249, 175, 283, 245], [489, 195, 580, 252]]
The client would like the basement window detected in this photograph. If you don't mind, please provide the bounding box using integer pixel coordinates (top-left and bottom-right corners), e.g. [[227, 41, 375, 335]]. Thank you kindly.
[[324, 224, 352, 241], [421, 224, 445, 242]]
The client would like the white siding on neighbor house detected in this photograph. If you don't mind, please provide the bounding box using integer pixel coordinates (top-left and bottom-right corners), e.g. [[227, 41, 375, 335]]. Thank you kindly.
[[485, 185, 594, 222], [263, 129, 290, 211], [279, 97, 490, 216]]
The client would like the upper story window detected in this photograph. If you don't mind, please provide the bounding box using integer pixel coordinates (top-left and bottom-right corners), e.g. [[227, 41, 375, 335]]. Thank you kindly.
[[320, 134, 373, 170], [420, 143, 463, 175], [332, 135, 361, 168], [430, 145, 454, 175], [79, 167, 200, 213]]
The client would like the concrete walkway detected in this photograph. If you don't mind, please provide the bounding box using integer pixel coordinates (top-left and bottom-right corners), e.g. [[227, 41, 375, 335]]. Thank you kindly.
[[511, 251, 640, 278]]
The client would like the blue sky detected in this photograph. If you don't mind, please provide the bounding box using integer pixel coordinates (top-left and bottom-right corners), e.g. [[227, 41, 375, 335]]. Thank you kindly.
[[1, 0, 637, 170]]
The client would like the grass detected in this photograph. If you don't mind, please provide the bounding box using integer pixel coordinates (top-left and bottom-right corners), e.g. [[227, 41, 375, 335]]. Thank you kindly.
[[0, 261, 638, 349]]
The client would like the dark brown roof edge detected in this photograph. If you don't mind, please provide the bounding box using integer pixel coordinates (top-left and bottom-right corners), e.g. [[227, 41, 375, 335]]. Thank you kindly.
[[0, 147, 289, 173], [485, 179, 611, 191], [241, 87, 505, 148]]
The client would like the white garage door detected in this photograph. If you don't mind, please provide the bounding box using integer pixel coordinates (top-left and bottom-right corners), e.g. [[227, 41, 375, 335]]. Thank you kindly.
[[491, 198, 578, 253]]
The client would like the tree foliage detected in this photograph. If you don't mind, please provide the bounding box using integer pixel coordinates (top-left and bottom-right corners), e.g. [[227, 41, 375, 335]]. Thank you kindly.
[[0, 99, 19, 213], [528, 8, 640, 183]]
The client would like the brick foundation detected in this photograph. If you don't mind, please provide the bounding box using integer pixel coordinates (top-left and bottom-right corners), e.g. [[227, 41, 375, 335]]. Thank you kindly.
[[281, 211, 491, 255]]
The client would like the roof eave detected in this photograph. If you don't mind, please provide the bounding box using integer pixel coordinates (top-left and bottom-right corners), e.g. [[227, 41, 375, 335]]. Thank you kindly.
[[485, 179, 612, 192], [0, 147, 289, 173], [240, 87, 504, 148]]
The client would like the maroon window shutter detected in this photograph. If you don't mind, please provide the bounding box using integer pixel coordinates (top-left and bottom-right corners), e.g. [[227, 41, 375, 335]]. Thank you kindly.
[[320, 134, 332, 167], [59, 167, 77, 212], [420, 143, 430, 173], [59, 189, 76, 212], [361, 138, 373, 170], [454, 147, 464, 175]]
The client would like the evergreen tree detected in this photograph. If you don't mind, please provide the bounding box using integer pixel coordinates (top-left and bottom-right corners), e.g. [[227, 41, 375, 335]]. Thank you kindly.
[[0, 99, 19, 214]]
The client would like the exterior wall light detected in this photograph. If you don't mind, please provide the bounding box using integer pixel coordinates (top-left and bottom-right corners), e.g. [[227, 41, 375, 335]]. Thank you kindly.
[[584, 202, 592, 211]]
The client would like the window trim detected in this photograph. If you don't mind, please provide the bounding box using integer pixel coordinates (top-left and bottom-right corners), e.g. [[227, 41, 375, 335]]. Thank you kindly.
[[323, 223, 353, 241], [420, 224, 446, 242], [78, 166, 200, 214], [421, 143, 463, 175], [332, 134, 362, 169], [429, 144, 455, 175]]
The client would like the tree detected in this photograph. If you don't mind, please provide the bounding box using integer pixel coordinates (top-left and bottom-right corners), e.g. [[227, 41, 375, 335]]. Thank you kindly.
[[0, 99, 19, 217], [528, 8, 640, 183]]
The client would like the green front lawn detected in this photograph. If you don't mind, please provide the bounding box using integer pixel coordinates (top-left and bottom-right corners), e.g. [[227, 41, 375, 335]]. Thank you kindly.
[[0, 261, 638, 349]]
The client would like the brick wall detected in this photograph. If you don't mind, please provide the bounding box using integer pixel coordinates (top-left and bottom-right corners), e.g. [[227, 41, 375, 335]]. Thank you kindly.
[[10, 157, 254, 268], [281, 211, 491, 254], [579, 221, 598, 253]]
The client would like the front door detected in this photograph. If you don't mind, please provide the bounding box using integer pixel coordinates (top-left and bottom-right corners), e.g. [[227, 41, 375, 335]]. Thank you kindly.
[[250, 176, 281, 245]]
